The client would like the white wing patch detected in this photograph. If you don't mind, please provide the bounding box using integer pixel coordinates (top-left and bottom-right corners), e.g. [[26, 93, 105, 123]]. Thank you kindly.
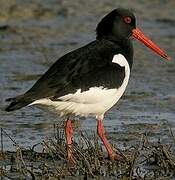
[[29, 54, 130, 118], [58, 87, 116, 104], [112, 54, 127, 67]]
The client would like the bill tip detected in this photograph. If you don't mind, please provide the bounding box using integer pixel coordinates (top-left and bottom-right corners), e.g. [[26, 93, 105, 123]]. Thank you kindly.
[[165, 56, 171, 61]]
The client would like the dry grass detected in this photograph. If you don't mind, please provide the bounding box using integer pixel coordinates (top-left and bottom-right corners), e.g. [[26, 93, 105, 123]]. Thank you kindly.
[[1, 123, 175, 179]]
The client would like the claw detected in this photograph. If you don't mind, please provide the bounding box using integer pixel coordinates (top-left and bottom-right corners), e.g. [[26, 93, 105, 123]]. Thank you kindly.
[[109, 153, 123, 161]]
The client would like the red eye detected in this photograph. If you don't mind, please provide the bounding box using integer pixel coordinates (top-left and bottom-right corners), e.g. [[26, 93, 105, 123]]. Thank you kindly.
[[123, 16, 132, 24]]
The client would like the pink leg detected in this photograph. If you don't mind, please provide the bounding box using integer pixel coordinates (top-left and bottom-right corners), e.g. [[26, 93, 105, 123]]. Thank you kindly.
[[97, 119, 119, 160], [65, 119, 74, 162]]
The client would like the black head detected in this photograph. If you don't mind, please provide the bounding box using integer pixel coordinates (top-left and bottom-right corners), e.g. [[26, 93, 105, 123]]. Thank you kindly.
[[96, 8, 136, 40], [96, 8, 170, 61]]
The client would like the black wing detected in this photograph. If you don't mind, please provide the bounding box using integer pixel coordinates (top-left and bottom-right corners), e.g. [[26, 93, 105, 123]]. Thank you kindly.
[[5, 39, 125, 111], [27, 39, 125, 99]]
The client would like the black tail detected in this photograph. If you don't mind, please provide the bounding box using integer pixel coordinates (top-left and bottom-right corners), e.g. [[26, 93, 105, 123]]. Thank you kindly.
[[5, 94, 33, 112]]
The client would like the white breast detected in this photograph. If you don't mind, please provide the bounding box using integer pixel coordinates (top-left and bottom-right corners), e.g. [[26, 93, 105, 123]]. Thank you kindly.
[[29, 54, 130, 119]]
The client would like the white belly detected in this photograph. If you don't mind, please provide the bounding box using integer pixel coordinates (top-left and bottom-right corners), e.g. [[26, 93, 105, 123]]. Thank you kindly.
[[29, 54, 130, 119]]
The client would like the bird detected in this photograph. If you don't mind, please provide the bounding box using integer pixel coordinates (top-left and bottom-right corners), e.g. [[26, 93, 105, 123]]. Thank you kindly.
[[5, 8, 170, 162]]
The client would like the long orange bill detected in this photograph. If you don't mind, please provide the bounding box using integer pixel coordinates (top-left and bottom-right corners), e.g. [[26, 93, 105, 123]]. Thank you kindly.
[[132, 27, 171, 61]]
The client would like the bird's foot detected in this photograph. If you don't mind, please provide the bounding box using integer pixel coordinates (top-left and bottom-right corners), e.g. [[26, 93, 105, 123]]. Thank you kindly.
[[67, 145, 76, 165], [67, 155, 76, 166], [108, 152, 123, 161]]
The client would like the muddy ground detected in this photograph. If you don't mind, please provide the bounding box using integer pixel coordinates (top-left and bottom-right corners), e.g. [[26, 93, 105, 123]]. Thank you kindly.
[[0, 0, 175, 179]]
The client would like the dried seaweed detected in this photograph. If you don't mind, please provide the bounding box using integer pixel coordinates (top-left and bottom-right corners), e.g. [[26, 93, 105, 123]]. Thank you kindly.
[[1, 123, 175, 179]]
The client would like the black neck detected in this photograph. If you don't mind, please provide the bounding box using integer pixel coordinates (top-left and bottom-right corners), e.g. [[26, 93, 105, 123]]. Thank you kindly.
[[98, 35, 134, 69]]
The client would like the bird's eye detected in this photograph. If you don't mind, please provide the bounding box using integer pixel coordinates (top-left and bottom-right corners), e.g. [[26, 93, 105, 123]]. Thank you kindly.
[[123, 16, 132, 24]]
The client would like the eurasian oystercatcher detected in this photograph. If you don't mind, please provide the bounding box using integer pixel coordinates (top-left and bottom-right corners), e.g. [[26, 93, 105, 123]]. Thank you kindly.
[[5, 8, 170, 161]]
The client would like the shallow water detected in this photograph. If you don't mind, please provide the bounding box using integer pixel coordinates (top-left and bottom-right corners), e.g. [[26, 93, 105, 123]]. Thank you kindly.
[[0, 0, 175, 151]]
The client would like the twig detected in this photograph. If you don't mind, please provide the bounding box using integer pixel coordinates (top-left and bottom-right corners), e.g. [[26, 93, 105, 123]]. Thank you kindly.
[[129, 134, 144, 180], [1, 128, 17, 145], [1, 128, 3, 152]]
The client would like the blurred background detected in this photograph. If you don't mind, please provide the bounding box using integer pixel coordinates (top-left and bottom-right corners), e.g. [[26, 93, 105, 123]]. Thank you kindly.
[[0, 0, 174, 150]]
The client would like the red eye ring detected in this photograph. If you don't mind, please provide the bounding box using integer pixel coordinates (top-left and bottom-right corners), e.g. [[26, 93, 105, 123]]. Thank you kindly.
[[123, 16, 132, 24]]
